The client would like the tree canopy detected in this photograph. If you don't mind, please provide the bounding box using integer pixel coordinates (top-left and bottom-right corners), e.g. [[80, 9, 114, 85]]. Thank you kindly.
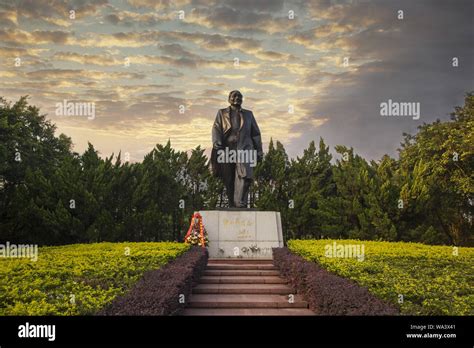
[[1, 94, 472, 246]]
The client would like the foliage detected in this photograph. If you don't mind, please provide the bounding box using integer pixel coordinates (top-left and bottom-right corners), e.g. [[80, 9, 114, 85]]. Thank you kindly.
[[0, 93, 472, 246], [253, 93, 473, 246], [288, 239, 474, 315], [0, 97, 220, 245], [0, 242, 189, 315], [273, 247, 398, 315], [100, 246, 208, 315], [397, 92, 474, 245]]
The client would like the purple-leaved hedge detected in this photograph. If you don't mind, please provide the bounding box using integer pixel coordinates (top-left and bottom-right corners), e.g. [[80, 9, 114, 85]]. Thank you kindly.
[[272, 247, 399, 315], [98, 246, 208, 315]]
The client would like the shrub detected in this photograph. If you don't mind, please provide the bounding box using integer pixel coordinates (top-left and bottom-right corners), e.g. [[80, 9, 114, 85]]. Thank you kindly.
[[99, 246, 208, 315], [272, 247, 398, 315], [0, 242, 189, 315], [288, 239, 474, 315]]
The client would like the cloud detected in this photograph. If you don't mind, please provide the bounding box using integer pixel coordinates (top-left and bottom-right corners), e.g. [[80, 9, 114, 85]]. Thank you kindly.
[[1, 0, 472, 162], [225, 0, 285, 12], [32, 30, 71, 44], [285, 0, 474, 160], [251, 77, 302, 93], [287, 23, 356, 51], [103, 8, 176, 27], [53, 51, 120, 66], [0, 8, 18, 27], [26, 69, 145, 81], [72, 31, 155, 48], [126, 0, 194, 10], [186, 5, 300, 34], [6, 1, 96, 33], [0, 29, 72, 45], [127, 54, 258, 70], [161, 31, 261, 52], [0, 46, 47, 57], [158, 43, 190, 56], [70, 30, 263, 58]]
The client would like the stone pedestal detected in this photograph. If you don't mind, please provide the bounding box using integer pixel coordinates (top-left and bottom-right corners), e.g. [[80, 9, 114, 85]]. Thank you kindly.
[[199, 210, 283, 259]]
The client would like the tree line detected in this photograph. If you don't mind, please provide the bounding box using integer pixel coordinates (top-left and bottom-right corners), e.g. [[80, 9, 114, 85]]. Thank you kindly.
[[0, 94, 472, 246]]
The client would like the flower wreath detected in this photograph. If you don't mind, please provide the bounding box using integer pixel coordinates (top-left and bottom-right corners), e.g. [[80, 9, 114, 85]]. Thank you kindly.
[[184, 212, 209, 247]]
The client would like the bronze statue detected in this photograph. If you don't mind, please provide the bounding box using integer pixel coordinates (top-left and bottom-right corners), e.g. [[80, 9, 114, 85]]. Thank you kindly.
[[211, 90, 263, 208]]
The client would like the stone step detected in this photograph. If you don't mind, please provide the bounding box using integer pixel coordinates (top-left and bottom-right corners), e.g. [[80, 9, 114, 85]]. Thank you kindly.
[[203, 269, 280, 276], [182, 308, 315, 316], [208, 259, 273, 264], [200, 276, 287, 284], [193, 283, 295, 295], [206, 264, 277, 270], [188, 294, 308, 308]]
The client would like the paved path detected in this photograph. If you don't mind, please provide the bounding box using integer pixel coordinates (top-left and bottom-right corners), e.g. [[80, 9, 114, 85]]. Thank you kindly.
[[182, 259, 315, 316]]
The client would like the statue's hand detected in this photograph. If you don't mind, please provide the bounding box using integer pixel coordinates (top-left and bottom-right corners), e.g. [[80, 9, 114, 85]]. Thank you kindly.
[[213, 142, 224, 151]]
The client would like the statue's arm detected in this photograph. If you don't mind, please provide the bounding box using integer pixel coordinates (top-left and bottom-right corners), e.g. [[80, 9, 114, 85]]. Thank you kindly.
[[250, 112, 263, 160], [212, 110, 224, 150]]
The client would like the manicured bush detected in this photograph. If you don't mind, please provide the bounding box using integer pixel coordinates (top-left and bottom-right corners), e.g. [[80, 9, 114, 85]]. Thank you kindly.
[[288, 239, 474, 315], [99, 246, 208, 315], [272, 247, 398, 315], [0, 242, 189, 315]]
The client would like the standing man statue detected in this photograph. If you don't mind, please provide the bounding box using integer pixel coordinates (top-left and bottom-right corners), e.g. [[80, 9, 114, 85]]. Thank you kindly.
[[211, 90, 263, 208]]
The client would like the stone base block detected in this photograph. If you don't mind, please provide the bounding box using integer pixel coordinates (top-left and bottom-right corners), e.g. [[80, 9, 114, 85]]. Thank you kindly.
[[199, 210, 283, 259]]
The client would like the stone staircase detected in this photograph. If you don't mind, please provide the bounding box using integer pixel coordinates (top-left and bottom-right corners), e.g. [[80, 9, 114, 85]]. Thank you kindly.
[[182, 259, 314, 315]]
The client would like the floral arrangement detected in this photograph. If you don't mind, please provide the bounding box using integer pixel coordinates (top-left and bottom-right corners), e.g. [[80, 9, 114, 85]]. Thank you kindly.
[[184, 212, 209, 247]]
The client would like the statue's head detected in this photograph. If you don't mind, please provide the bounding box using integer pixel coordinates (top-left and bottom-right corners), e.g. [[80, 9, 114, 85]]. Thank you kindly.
[[228, 90, 243, 107]]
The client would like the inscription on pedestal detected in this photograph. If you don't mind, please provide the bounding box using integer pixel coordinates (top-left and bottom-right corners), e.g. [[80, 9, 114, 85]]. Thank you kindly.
[[200, 210, 283, 259], [221, 213, 256, 241]]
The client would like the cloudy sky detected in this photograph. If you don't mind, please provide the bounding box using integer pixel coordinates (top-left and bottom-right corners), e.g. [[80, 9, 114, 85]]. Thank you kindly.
[[1, 0, 473, 161]]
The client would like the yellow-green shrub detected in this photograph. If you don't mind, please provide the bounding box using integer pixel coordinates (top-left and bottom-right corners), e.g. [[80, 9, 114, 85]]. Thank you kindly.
[[0, 242, 189, 315], [288, 239, 473, 315]]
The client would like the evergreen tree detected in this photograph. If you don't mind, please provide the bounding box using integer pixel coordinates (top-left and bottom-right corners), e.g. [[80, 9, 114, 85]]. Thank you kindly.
[[255, 139, 291, 238], [287, 138, 335, 239], [397, 93, 473, 245], [1, 94, 471, 246]]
